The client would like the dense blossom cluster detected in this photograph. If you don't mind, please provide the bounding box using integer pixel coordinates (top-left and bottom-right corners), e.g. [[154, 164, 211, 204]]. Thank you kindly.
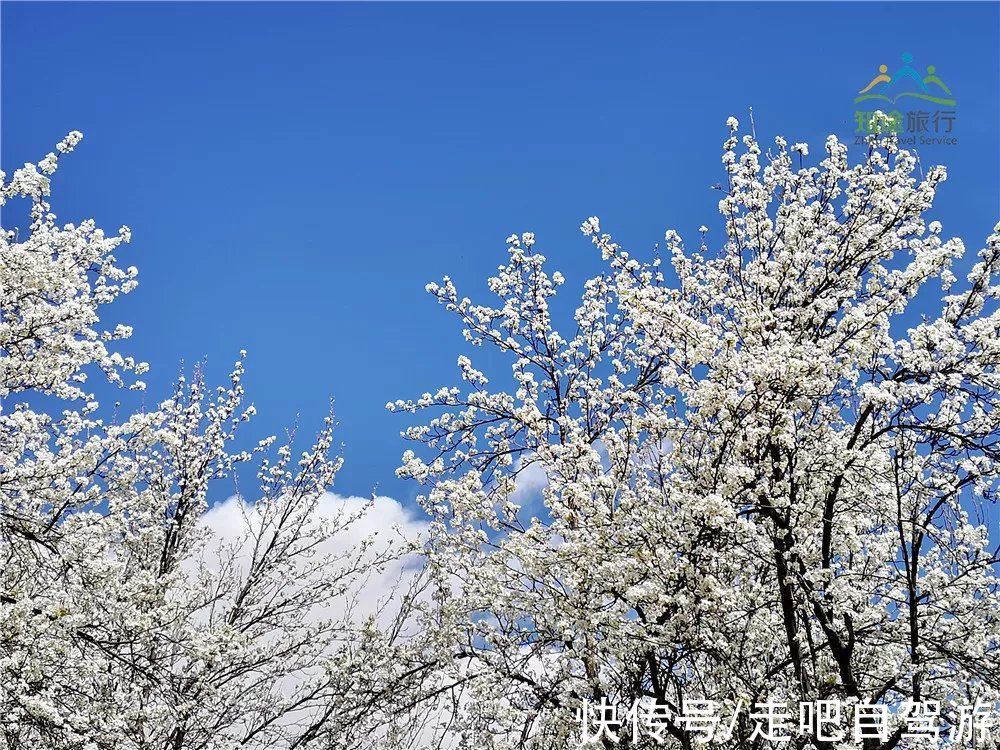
[[3, 119, 999, 750], [395, 119, 1000, 749], [0, 137, 430, 749]]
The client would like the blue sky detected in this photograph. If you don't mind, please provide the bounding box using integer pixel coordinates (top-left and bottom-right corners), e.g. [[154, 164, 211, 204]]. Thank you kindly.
[[2, 1, 998, 505]]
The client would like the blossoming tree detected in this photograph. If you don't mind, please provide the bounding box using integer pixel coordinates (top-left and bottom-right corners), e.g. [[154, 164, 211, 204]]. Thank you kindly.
[[5, 117, 999, 750], [395, 118, 1000, 749], [0, 136, 433, 750]]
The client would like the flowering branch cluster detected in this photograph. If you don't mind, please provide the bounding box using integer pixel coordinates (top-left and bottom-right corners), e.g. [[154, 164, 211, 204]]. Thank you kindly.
[[396, 118, 1000, 749], [4, 117, 999, 750], [0, 136, 431, 750]]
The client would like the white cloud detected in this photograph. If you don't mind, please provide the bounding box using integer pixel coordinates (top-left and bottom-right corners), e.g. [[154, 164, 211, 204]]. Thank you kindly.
[[510, 457, 549, 504], [200, 491, 429, 625]]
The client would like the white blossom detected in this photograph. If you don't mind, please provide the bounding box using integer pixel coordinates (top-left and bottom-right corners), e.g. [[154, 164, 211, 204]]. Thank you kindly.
[[396, 121, 1000, 748], [0, 136, 434, 750]]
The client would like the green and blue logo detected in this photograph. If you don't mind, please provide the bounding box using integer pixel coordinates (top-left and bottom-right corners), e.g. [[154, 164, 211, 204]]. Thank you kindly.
[[853, 53, 958, 146], [855, 53, 956, 107]]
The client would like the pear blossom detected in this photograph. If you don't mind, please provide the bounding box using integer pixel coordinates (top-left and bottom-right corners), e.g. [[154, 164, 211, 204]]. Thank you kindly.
[[0, 136, 434, 749], [397, 121, 1000, 749]]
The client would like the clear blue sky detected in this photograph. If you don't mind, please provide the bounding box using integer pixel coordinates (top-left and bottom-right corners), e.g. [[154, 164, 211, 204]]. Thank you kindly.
[[3, 2, 998, 505]]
